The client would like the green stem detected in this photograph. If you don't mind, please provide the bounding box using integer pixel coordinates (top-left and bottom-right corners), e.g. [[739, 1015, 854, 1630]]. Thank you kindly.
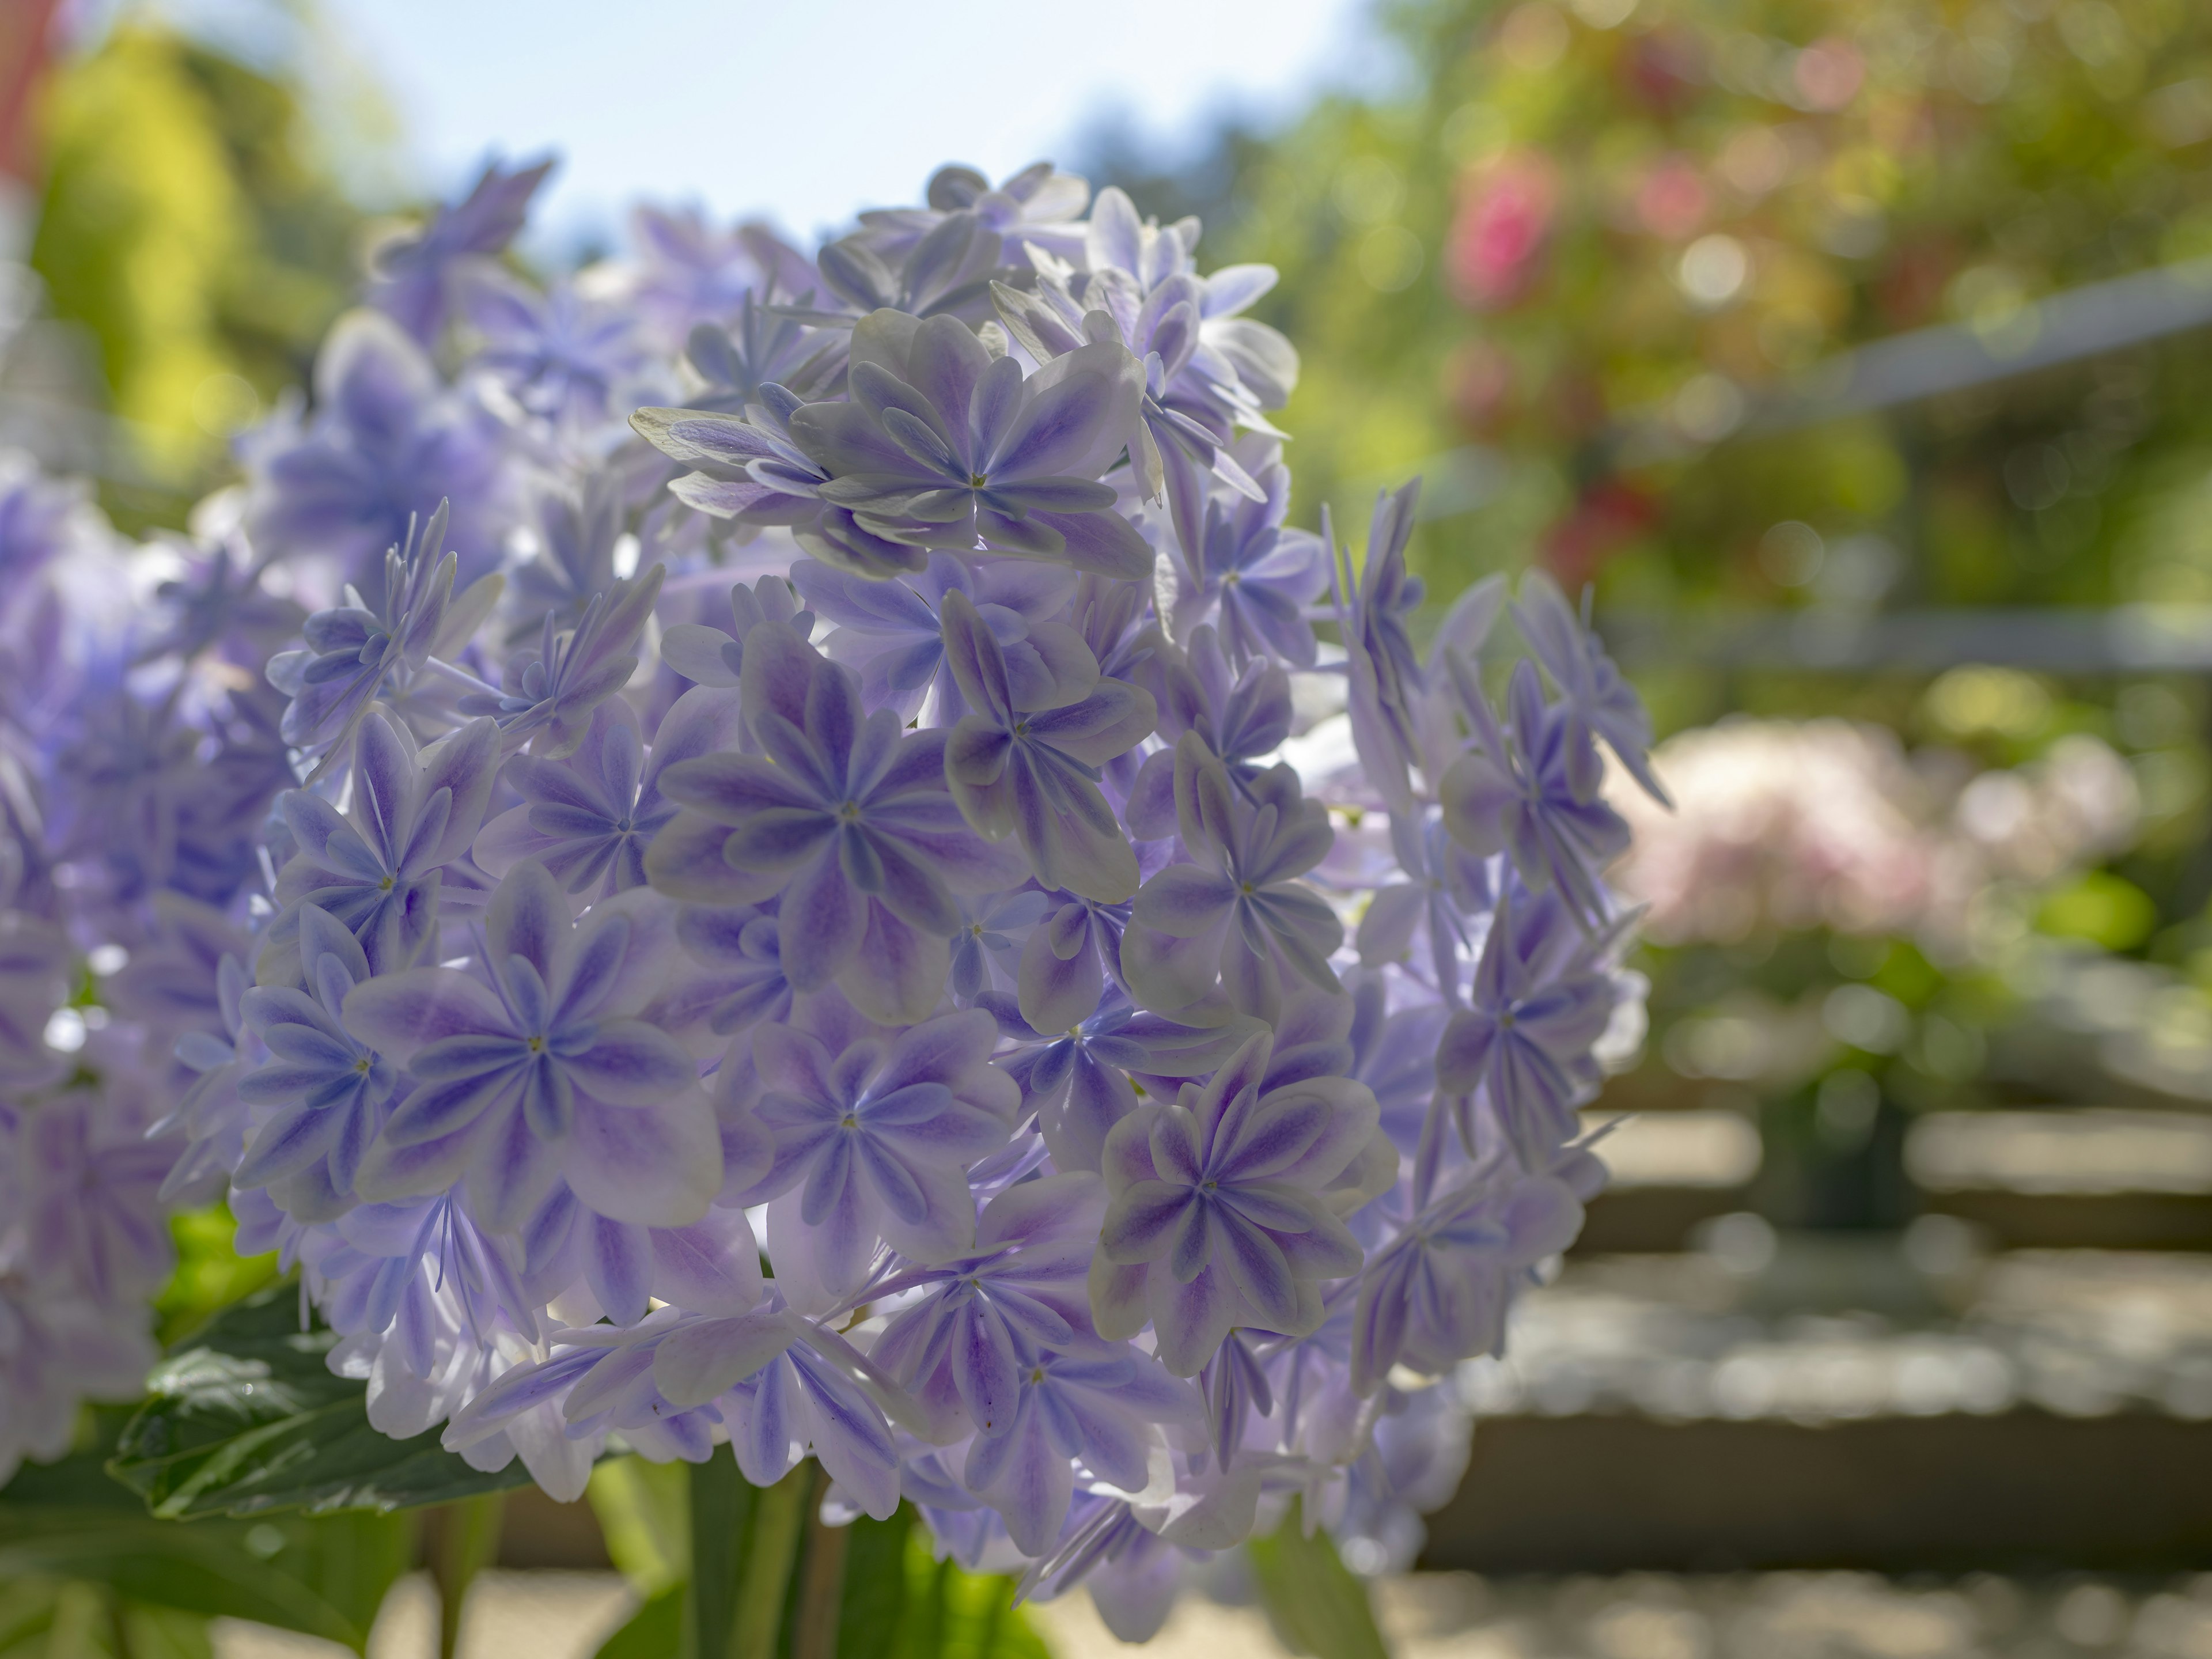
[[729, 1464, 810, 1659], [687, 1455, 755, 1659], [430, 1491, 507, 1659], [789, 1465, 851, 1659], [106, 1585, 140, 1659]]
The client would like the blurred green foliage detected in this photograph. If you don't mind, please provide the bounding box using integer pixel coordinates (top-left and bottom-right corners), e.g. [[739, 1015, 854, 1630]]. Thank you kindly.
[[153, 1205, 279, 1349], [1196, 0, 2212, 617], [1085, 0, 2212, 1220], [28, 18, 363, 512]]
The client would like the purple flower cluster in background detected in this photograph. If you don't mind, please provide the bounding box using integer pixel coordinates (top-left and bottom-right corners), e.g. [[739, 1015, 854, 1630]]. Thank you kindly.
[[0, 157, 1661, 1634]]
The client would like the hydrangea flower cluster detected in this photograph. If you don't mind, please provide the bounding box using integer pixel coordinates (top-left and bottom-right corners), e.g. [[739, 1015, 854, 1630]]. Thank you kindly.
[[0, 158, 1659, 1634]]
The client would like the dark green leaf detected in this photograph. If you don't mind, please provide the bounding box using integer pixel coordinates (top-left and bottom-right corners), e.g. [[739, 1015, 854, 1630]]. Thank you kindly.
[[876, 1513, 1047, 1659], [0, 1419, 414, 1652], [107, 1281, 538, 1518], [0, 1580, 215, 1659], [0, 1496, 362, 1645], [1245, 1497, 1391, 1659], [830, 1506, 910, 1659], [685, 1453, 756, 1659], [594, 1585, 684, 1659]]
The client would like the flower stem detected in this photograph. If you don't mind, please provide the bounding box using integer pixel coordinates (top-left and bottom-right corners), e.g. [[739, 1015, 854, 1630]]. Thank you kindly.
[[686, 1455, 754, 1659], [429, 1491, 506, 1659], [729, 1463, 809, 1659], [788, 1464, 849, 1659]]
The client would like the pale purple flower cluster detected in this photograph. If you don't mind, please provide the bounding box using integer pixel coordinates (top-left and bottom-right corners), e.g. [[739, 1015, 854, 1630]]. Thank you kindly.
[[0, 158, 1661, 1633], [0, 461, 297, 1483]]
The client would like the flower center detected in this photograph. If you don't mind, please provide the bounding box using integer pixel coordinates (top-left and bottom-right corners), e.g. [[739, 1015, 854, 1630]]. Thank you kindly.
[[839, 800, 862, 822], [840, 1113, 859, 1130], [528, 1036, 546, 1053], [969, 473, 988, 488], [379, 876, 395, 892]]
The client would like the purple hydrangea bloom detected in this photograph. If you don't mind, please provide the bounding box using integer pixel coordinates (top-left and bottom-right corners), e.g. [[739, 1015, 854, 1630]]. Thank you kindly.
[[265, 501, 487, 755], [1349, 1160, 1585, 1393], [855, 162, 1090, 268], [366, 157, 554, 344], [1440, 656, 1631, 925], [648, 626, 1024, 1021], [0, 156, 1672, 1613], [1092, 1030, 1390, 1374], [948, 888, 1052, 1003], [234, 904, 399, 1207], [1354, 808, 1496, 997], [1331, 483, 1427, 812], [623, 205, 816, 347], [963, 1338, 1203, 1555], [1512, 569, 1670, 806], [245, 310, 517, 595], [661, 902, 793, 1037], [263, 714, 501, 982], [722, 994, 1017, 1311], [1013, 890, 1131, 1035], [787, 311, 1150, 579], [1121, 739, 1342, 1022], [796, 553, 1079, 725], [346, 859, 719, 1230], [459, 266, 665, 431], [862, 1170, 1102, 1433], [474, 690, 740, 898], [983, 986, 1240, 1173], [18, 1084, 180, 1305], [681, 293, 847, 408], [941, 589, 1157, 904], [1163, 441, 1326, 671], [1433, 890, 1621, 1169], [0, 1271, 158, 1487], [461, 565, 666, 758], [1134, 624, 1294, 808]]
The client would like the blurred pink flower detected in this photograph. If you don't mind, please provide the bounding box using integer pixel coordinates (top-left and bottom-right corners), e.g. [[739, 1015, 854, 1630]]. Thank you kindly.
[[1448, 152, 1558, 309], [1609, 719, 2138, 952], [1634, 154, 1710, 240], [1793, 37, 1865, 112]]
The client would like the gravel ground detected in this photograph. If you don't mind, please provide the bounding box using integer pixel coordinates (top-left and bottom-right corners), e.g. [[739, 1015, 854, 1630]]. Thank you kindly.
[[209, 1568, 2212, 1658]]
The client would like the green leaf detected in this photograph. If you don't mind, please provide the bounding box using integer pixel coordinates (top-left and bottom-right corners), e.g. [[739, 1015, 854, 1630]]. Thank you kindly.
[[830, 1506, 911, 1659], [0, 1483, 359, 1645], [0, 1415, 415, 1652], [107, 1280, 537, 1519], [588, 1457, 690, 1596], [0, 1580, 209, 1659], [1245, 1497, 1391, 1659], [880, 1515, 1047, 1659], [685, 1453, 756, 1659], [593, 1585, 684, 1659], [156, 1203, 280, 1349]]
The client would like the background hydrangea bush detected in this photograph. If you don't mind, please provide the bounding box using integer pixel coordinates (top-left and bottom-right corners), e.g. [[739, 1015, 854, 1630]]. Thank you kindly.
[[0, 157, 1657, 1641]]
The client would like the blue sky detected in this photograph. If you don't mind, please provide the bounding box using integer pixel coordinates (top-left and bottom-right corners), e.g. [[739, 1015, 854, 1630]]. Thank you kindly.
[[117, 0, 1387, 247]]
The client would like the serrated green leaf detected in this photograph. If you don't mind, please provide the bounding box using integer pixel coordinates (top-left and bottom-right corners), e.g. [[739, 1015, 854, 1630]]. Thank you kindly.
[[107, 1281, 537, 1518]]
